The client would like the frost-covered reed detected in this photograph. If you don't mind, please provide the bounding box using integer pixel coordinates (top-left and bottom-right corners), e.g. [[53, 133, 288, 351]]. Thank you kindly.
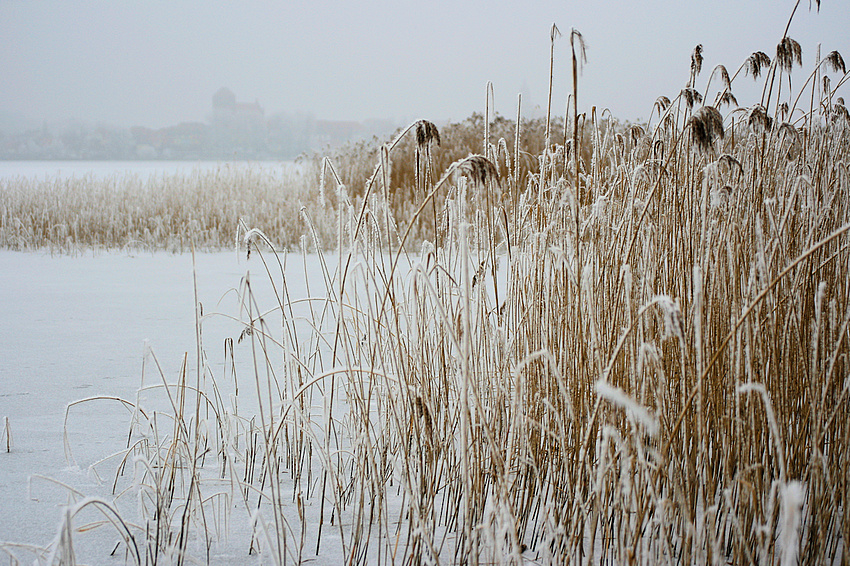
[[0, 162, 335, 253], [4, 2, 850, 564]]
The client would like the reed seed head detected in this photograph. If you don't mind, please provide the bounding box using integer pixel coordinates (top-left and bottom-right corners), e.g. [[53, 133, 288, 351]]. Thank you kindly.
[[718, 153, 744, 178], [415, 120, 441, 150], [688, 106, 724, 155], [455, 155, 500, 188], [717, 91, 738, 107], [691, 44, 704, 79], [712, 64, 732, 90], [748, 103, 773, 132], [682, 87, 704, 110], [778, 122, 801, 154], [776, 37, 803, 72], [825, 50, 846, 75], [744, 51, 771, 79], [832, 101, 850, 125], [628, 125, 645, 146]]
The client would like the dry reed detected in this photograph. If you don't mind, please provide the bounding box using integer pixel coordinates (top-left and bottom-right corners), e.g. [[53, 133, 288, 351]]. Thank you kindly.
[[4, 2, 850, 564]]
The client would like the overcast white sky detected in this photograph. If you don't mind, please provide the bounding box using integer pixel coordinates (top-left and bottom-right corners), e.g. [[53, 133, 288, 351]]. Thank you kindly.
[[1, 0, 848, 131]]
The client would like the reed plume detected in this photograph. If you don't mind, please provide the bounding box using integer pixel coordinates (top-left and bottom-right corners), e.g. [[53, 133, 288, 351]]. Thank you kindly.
[[688, 105, 724, 155], [415, 120, 442, 150], [454, 154, 500, 188], [744, 51, 772, 79], [776, 36, 803, 72], [689, 44, 704, 87]]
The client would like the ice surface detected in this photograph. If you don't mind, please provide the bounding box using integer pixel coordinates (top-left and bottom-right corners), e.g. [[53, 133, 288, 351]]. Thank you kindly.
[[0, 250, 340, 563], [0, 160, 301, 183]]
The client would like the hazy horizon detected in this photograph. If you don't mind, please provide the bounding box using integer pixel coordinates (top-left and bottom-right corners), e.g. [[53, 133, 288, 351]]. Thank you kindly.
[[2, 0, 849, 134]]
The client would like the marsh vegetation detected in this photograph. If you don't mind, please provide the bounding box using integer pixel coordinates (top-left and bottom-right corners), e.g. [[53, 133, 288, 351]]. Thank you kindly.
[[2, 3, 849, 564]]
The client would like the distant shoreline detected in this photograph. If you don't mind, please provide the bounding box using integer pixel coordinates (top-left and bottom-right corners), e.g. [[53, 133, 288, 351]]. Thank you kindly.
[[0, 159, 305, 182]]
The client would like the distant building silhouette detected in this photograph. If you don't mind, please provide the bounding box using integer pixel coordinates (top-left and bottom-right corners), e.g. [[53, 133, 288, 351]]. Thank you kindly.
[[212, 87, 237, 111], [211, 88, 266, 157]]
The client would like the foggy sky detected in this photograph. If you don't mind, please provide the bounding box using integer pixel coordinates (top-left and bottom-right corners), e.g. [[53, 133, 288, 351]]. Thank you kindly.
[[2, 0, 848, 131]]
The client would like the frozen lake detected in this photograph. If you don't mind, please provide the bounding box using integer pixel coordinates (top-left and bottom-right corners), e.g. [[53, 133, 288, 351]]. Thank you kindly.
[[0, 159, 302, 182], [0, 249, 338, 563]]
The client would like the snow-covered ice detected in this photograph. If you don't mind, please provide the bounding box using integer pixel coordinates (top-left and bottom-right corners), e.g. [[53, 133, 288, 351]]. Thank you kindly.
[[0, 249, 339, 563]]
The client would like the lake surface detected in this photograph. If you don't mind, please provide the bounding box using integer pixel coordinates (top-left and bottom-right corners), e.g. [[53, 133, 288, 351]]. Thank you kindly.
[[0, 250, 334, 561], [0, 159, 302, 182]]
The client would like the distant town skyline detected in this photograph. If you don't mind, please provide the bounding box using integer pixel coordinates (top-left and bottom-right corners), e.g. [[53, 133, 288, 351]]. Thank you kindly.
[[0, 86, 401, 160], [0, 85, 372, 136], [2, 0, 848, 135]]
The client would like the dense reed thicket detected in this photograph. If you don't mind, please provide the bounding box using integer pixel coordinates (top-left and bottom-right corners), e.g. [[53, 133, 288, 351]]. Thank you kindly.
[[3, 2, 850, 564], [0, 162, 336, 253]]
